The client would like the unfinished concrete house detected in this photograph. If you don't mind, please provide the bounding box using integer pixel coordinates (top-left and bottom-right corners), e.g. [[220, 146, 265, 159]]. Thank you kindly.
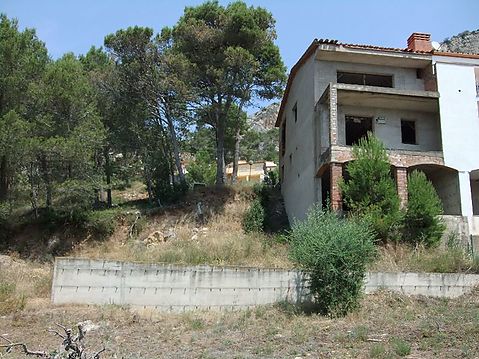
[[276, 33, 479, 246]]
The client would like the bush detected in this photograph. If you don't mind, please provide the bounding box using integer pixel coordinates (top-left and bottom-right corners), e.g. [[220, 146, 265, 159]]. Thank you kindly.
[[242, 198, 265, 233], [289, 206, 376, 317], [403, 170, 445, 247], [83, 209, 118, 239], [340, 133, 402, 241]]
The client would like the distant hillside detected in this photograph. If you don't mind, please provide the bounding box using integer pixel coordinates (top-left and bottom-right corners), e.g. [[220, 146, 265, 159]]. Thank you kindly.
[[247, 103, 279, 132], [441, 29, 479, 54]]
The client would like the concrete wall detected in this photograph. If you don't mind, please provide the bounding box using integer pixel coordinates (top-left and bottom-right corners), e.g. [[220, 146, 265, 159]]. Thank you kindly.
[[52, 258, 479, 312], [427, 168, 462, 215], [316, 61, 426, 93], [280, 55, 317, 222], [337, 105, 441, 151], [52, 258, 308, 311]]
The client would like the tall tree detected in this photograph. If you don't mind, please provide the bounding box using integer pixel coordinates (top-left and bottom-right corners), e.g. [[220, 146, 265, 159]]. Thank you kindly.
[[80, 46, 119, 207], [169, 1, 286, 186], [0, 14, 49, 201], [104, 26, 191, 191], [29, 53, 105, 209]]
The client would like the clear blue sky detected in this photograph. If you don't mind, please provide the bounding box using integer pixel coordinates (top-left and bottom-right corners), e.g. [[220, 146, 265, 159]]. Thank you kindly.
[[2, 0, 478, 111]]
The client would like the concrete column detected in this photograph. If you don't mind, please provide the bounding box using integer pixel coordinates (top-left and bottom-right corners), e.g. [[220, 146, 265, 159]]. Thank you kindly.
[[395, 167, 408, 209], [330, 163, 343, 211], [329, 85, 338, 146], [458, 171, 473, 217]]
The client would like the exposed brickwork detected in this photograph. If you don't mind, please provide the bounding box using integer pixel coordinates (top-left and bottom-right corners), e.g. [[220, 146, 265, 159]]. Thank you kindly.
[[422, 65, 438, 92], [395, 167, 408, 209], [329, 86, 338, 145], [330, 163, 343, 211], [407, 33, 432, 53], [329, 145, 444, 168]]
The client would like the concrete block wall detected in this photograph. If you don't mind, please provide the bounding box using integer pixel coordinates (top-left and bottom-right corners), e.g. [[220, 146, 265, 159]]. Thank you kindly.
[[52, 258, 308, 311], [52, 258, 479, 312]]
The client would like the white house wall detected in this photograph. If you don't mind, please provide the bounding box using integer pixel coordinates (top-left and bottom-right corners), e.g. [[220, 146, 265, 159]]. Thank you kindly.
[[280, 55, 317, 222], [435, 62, 479, 172], [434, 60, 479, 217]]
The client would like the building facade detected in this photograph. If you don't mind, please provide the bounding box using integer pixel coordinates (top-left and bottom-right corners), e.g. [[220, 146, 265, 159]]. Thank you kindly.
[[277, 33, 479, 242]]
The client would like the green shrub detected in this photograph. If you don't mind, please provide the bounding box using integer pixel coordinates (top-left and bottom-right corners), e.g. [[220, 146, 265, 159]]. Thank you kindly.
[[391, 338, 411, 357], [289, 206, 376, 317], [83, 209, 118, 238], [263, 168, 279, 187], [403, 170, 445, 247], [340, 134, 401, 242], [242, 198, 265, 233]]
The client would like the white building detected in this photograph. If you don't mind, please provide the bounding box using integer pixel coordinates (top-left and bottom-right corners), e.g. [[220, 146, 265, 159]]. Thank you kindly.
[[276, 33, 479, 245]]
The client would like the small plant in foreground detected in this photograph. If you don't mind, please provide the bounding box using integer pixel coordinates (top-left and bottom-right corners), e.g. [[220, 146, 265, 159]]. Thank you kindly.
[[242, 198, 265, 233], [289, 206, 376, 317], [391, 338, 411, 357]]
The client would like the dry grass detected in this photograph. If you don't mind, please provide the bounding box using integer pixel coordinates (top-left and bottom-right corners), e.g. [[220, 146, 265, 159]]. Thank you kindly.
[[1, 289, 478, 358], [74, 188, 292, 268], [371, 243, 479, 274], [0, 255, 51, 315]]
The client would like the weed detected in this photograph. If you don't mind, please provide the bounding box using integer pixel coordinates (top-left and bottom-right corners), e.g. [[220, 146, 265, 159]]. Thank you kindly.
[[348, 325, 369, 342], [369, 343, 387, 358], [391, 338, 411, 357]]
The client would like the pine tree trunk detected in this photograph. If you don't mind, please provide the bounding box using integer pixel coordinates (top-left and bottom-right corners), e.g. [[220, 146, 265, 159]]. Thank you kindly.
[[231, 127, 241, 184], [103, 147, 112, 208], [215, 113, 226, 187], [29, 163, 39, 219], [0, 155, 9, 202], [40, 155, 52, 208], [165, 112, 185, 184]]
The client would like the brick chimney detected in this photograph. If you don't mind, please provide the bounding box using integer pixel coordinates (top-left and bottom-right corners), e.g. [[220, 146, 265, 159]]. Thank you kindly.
[[407, 33, 432, 52]]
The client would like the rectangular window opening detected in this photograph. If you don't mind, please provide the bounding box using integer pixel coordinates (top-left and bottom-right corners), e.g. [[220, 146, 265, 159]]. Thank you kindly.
[[345, 115, 373, 146], [337, 72, 393, 88], [401, 120, 416, 144], [293, 103, 298, 123]]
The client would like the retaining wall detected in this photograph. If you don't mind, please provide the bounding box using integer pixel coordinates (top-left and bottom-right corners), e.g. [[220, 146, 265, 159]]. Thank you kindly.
[[51, 258, 479, 311]]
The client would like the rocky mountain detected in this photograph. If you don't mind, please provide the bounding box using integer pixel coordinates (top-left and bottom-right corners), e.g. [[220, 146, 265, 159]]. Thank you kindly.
[[247, 102, 279, 132], [441, 29, 479, 54]]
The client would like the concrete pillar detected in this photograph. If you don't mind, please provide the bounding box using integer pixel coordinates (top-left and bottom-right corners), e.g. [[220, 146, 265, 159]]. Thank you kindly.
[[330, 163, 343, 211], [458, 171, 473, 217], [395, 167, 408, 209], [329, 85, 338, 146]]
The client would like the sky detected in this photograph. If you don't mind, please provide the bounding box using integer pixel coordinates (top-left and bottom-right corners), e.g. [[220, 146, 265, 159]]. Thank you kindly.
[[2, 0, 478, 112]]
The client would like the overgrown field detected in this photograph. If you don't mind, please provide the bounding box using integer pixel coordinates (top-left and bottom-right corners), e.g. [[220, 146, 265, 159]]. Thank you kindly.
[[1, 288, 478, 358]]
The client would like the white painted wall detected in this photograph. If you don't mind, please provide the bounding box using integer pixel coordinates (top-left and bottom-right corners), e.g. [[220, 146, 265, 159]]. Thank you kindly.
[[435, 62, 479, 172], [435, 60, 479, 217]]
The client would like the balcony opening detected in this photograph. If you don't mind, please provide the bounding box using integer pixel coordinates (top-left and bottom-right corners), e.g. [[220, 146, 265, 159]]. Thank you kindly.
[[337, 71, 393, 88], [401, 120, 416, 145], [345, 115, 372, 146]]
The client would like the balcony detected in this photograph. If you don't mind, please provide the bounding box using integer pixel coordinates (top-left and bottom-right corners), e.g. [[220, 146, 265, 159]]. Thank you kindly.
[[315, 83, 443, 175]]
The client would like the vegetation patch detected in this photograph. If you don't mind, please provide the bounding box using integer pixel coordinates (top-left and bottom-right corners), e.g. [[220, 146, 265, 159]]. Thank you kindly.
[[289, 207, 376, 317]]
